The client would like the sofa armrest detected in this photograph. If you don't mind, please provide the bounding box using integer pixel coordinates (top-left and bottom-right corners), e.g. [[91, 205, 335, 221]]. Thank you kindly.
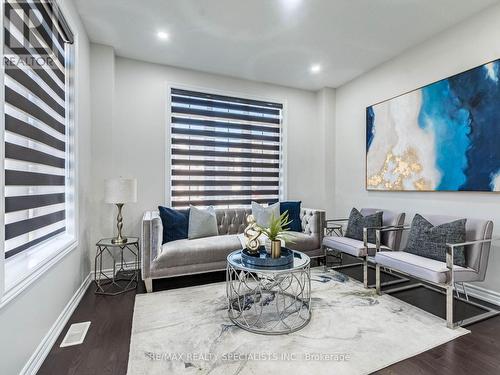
[[300, 208, 326, 245], [141, 211, 162, 279]]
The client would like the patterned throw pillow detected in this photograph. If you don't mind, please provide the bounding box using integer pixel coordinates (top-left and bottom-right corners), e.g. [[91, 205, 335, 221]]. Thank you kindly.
[[345, 208, 383, 244], [405, 214, 466, 267]]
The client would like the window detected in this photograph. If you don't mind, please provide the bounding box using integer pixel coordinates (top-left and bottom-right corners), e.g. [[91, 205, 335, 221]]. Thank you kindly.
[[169, 88, 283, 208], [3, 0, 74, 264]]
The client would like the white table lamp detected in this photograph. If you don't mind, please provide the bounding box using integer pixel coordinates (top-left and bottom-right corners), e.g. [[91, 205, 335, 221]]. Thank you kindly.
[[105, 178, 137, 244]]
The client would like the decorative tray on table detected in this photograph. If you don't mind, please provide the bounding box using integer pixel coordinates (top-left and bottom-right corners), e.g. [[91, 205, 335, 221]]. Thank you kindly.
[[241, 246, 294, 268]]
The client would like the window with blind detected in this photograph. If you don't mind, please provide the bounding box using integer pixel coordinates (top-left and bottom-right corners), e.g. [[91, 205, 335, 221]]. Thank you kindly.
[[3, 0, 74, 259], [170, 88, 283, 209]]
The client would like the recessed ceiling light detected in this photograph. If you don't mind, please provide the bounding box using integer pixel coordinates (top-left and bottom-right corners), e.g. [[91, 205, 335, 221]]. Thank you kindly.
[[280, 0, 302, 11], [157, 31, 169, 41], [310, 64, 321, 74]]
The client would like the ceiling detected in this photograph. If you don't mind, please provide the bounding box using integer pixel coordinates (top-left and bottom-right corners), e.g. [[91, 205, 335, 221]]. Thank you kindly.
[[75, 0, 499, 90]]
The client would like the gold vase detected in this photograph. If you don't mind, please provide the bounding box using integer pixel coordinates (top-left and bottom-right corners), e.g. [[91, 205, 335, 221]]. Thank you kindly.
[[271, 240, 281, 259]]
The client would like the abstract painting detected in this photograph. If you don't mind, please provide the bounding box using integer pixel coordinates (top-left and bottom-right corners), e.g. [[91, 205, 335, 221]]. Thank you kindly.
[[366, 59, 500, 191]]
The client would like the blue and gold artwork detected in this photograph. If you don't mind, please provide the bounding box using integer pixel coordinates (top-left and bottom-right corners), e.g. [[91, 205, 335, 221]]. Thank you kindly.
[[366, 60, 500, 191]]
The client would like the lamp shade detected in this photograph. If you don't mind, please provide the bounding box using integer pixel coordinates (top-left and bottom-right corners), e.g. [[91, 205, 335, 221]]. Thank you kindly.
[[104, 178, 137, 204]]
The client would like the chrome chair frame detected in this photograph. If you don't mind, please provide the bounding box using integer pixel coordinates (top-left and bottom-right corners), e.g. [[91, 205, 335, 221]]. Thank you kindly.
[[324, 219, 408, 288], [375, 227, 500, 329]]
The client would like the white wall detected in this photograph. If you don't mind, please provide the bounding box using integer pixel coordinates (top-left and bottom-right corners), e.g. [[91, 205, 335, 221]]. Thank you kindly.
[[317, 88, 336, 215], [89, 44, 115, 249], [334, 3, 500, 292], [89, 50, 334, 253], [0, 0, 92, 373]]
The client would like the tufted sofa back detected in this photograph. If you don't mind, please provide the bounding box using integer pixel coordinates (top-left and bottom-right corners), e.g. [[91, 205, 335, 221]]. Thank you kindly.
[[216, 208, 252, 235], [300, 208, 323, 236], [214, 207, 325, 236]]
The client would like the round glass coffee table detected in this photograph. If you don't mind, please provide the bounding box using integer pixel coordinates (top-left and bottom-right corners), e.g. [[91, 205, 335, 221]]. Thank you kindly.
[[226, 249, 311, 335]]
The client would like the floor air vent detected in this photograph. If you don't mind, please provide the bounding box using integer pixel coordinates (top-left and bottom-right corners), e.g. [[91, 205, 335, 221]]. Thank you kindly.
[[60, 321, 91, 347]]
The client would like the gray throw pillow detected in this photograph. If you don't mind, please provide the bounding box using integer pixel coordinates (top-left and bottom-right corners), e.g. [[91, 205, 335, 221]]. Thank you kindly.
[[251, 201, 280, 228], [188, 206, 219, 240], [345, 208, 383, 244], [405, 214, 466, 267]]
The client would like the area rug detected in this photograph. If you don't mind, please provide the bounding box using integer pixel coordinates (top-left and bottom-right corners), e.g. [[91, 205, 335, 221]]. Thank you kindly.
[[127, 268, 468, 375]]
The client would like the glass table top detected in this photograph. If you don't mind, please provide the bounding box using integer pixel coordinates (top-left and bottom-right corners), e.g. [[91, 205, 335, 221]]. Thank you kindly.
[[96, 237, 139, 247], [227, 249, 310, 273]]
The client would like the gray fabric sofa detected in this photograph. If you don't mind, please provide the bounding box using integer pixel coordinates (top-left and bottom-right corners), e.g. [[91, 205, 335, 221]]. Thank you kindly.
[[141, 207, 325, 292]]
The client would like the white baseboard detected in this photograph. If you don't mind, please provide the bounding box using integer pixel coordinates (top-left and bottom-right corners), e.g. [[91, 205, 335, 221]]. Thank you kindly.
[[20, 274, 92, 375], [456, 283, 500, 306], [21, 262, 139, 374]]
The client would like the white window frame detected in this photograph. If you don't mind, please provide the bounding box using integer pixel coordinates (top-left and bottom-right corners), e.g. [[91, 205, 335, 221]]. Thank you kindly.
[[0, 0, 79, 308], [164, 82, 288, 207]]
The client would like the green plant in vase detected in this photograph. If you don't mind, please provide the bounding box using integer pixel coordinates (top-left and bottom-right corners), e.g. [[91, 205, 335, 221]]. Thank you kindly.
[[256, 211, 295, 259]]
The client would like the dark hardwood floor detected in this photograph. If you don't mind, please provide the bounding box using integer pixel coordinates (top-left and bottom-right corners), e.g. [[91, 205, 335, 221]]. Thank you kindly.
[[37, 280, 137, 375], [38, 262, 500, 375], [37, 272, 227, 375]]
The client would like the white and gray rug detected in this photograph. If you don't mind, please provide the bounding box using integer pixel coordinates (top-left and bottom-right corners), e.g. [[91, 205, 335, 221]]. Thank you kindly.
[[127, 268, 468, 375]]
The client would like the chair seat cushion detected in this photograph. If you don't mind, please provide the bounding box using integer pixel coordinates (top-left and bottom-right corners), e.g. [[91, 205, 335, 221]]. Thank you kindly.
[[286, 231, 320, 251], [323, 236, 389, 257], [155, 235, 243, 268], [375, 251, 477, 284]]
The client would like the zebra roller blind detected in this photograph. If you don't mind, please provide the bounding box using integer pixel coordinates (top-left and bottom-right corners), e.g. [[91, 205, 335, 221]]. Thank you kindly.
[[170, 88, 283, 209], [4, 0, 74, 258]]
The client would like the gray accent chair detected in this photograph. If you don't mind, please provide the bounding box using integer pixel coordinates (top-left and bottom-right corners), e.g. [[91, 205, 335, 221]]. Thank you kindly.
[[374, 214, 498, 328], [142, 208, 326, 292], [322, 208, 406, 287]]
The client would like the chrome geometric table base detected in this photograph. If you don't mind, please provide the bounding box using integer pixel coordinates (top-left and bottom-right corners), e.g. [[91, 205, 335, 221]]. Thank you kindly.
[[226, 251, 311, 335], [324, 248, 409, 288], [94, 237, 140, 296]]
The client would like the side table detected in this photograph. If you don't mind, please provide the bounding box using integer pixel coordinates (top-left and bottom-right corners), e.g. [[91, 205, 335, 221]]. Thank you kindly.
[[324, 219, 346, 267], [94, 237, 140, 295]]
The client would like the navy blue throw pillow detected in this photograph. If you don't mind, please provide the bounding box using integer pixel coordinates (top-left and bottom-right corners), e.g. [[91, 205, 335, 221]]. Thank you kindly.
[[158, 206, 189, 244], [280, 201, 302, 232]]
